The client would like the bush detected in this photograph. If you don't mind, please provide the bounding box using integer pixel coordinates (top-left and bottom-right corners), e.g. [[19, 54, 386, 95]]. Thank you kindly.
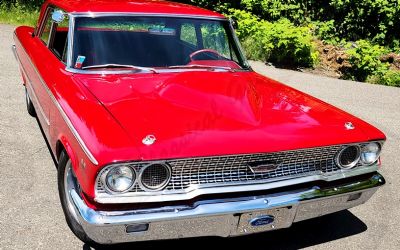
[[228, 9, 318, 67], [345, 40, 389, 82], [374, 70, 400, 87], [311, 20, 340, 45], [0, 4, 38, 26]]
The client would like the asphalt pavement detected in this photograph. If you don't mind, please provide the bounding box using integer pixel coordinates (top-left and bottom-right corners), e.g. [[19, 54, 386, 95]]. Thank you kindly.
[[0, 24, 399, 249]]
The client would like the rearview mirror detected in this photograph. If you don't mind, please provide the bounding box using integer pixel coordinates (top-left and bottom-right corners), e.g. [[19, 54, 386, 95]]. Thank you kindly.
[[52, 10, 65, 24]]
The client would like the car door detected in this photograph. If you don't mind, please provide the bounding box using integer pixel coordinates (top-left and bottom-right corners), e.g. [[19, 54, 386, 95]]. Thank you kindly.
[[27, 6, 69, 141]]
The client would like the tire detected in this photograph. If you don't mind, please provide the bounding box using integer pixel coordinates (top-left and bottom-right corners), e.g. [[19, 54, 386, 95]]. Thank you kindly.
[[25, 87, 36, 117], [57, 151, 96, 245]]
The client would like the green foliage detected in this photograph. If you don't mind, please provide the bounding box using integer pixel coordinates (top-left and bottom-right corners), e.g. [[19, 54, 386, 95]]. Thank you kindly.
[[241, 0, 305, 24], [0, 4, 38, 26], [311, 20, 340, 45], [228, 9, 318, 67], [379, 70, 400, 87], [345, 40, 389, 82]]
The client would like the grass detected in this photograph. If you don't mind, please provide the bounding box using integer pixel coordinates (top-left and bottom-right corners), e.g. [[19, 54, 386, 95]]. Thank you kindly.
[[0, 6, 39, 26]]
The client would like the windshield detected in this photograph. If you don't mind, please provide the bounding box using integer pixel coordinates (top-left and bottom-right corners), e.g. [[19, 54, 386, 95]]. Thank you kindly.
[[72, 16, 249, 72]]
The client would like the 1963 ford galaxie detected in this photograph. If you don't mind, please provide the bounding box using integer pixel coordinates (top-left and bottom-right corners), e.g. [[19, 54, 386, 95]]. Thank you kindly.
[[12, 0, 386, 245]]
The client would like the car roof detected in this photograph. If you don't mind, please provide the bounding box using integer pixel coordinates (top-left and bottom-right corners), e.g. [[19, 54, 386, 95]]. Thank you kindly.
[[47, 0, 225, 18]]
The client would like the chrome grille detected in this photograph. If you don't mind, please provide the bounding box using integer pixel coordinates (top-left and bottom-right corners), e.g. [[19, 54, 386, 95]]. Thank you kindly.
[[96, 145, 344, 194]]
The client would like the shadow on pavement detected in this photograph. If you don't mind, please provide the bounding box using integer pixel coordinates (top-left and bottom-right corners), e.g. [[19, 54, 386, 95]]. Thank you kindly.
[[87, 210, 367, 250]]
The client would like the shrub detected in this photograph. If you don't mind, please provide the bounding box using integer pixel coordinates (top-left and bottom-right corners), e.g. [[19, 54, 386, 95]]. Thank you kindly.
[[228, 9, 318, 67], [311, 20, 340, 45], [345, 40, 389, 82], [375, 70, 400, 87]]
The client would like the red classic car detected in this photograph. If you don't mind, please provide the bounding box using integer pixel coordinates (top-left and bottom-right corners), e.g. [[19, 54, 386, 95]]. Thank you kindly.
[[12, 0, 386, 245]]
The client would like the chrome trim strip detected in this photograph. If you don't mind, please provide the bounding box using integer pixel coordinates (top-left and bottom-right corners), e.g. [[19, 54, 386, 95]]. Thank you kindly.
[[66, 67, 245, 75], [13, 35, 99, 165], [66, 13, 74, 69], [65, 13, 250, 74], [11, 45, 17, 60], [26, 75, 51, 126], [70, 173, 385, 244], [95, 164, 379, 204], [13, 44, 50, 126], [70, 12, 226, 20]]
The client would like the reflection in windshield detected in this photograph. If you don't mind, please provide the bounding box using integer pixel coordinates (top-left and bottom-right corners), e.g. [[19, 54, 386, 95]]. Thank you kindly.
[[72, 16, 249, 71]]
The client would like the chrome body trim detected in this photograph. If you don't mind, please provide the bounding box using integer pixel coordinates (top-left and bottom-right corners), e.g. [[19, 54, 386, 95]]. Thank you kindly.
[[68, 172, 385, 244], [13, 44, 50, 126], [13, 35, 99, 165], [94, 164, 379, 204], [65, 13, 250, 74], [335, 145, 361, 169], [11, 45, 17, 60]]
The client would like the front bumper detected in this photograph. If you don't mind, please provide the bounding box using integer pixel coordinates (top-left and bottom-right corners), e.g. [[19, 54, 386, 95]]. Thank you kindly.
[[70, 173, 385, 244]]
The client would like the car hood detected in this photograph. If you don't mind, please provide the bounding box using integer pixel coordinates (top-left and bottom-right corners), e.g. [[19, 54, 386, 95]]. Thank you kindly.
[[73, 71, 383, 161]]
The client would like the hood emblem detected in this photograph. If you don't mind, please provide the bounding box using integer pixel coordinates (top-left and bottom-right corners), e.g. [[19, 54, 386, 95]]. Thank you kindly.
[[142, 135, 156, 145], [247, 160, 281, 174], [345, 122, 355, 130]]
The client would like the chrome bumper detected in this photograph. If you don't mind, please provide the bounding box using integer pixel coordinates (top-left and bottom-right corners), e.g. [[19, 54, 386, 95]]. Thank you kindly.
[[70, 173, 385, 244]]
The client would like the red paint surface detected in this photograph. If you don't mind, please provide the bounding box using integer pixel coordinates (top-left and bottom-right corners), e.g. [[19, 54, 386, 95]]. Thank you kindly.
[[14, 0, 386, 207]]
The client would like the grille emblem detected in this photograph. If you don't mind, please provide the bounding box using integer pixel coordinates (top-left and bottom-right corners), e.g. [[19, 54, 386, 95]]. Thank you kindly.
[[142, 135, 156, 145], [250, 215, 275, 227], [247, 161, 280, 174]]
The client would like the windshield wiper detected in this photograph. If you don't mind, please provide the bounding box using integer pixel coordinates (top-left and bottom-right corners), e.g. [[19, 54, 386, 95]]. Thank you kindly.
[[82, 64, 158, 73], [167, 64, 235, 72]]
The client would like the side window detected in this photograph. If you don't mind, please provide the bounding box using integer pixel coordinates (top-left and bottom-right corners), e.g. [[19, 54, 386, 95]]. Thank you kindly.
[[39, 7, 69, 63], [40, 9, 53, 45], [52, 14, 69, 61], [180, 23, 197, 46]]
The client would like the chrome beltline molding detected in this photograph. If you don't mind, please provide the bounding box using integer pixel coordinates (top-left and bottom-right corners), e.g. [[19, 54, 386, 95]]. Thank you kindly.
[[94, 164, 379, 204], [13, 45, 51, 126], [12, 36, 99, 165]]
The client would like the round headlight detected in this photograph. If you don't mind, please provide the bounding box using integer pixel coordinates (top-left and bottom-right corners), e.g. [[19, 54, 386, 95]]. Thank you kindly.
[[139, 163, 171, 191], [105, 166, 136, 193], [360, 142, 381, 165], [336, 145, 361, 169]]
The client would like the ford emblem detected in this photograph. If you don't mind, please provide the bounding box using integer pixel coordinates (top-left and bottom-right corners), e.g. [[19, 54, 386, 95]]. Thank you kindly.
[[250, 215, 275, 227]]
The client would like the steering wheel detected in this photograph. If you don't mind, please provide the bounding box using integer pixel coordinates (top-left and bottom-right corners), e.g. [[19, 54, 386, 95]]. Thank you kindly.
[[189, 49, 224, 61]]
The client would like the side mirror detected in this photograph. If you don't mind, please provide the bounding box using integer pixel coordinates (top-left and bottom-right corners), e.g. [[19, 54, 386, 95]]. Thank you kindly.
[[52, 10, 65, 24], [230, 18, 238, 29]]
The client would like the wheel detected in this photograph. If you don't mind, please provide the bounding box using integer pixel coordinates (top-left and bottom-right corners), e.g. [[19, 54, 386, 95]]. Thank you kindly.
[[58, 151, 95, 245], [25, 87, 36, 117]]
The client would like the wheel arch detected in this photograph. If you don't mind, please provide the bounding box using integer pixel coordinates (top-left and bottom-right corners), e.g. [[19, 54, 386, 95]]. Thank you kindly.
[[56, 136, 78, 169]]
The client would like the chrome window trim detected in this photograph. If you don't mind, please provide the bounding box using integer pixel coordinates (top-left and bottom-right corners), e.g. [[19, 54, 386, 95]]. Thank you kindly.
[[65, 13, 250, 74], [13, 35, 99, 166]]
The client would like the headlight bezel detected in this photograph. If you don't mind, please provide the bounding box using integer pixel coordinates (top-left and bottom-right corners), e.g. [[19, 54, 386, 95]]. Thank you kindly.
[[100, 165, 137, 194], [360, 142, 382, 166], [335, 141, 384, 169], [138, 163, 172, 192], [335, 145, 361, 169]]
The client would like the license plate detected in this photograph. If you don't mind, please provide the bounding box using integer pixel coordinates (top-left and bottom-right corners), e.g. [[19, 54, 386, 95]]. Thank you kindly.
[[237, 206, 296, 234]]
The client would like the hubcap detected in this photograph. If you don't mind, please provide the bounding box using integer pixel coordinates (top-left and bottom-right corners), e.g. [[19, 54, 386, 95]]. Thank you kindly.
[[64, 160, 81, 223]]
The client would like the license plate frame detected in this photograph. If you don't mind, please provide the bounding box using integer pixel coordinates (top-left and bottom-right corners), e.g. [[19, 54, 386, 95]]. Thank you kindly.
[[237, 206, 297, 234]]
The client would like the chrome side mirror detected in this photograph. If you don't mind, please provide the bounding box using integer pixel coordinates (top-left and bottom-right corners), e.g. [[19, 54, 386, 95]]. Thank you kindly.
[[230, 18, 238, 29], [52, 10, 65, 24]]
